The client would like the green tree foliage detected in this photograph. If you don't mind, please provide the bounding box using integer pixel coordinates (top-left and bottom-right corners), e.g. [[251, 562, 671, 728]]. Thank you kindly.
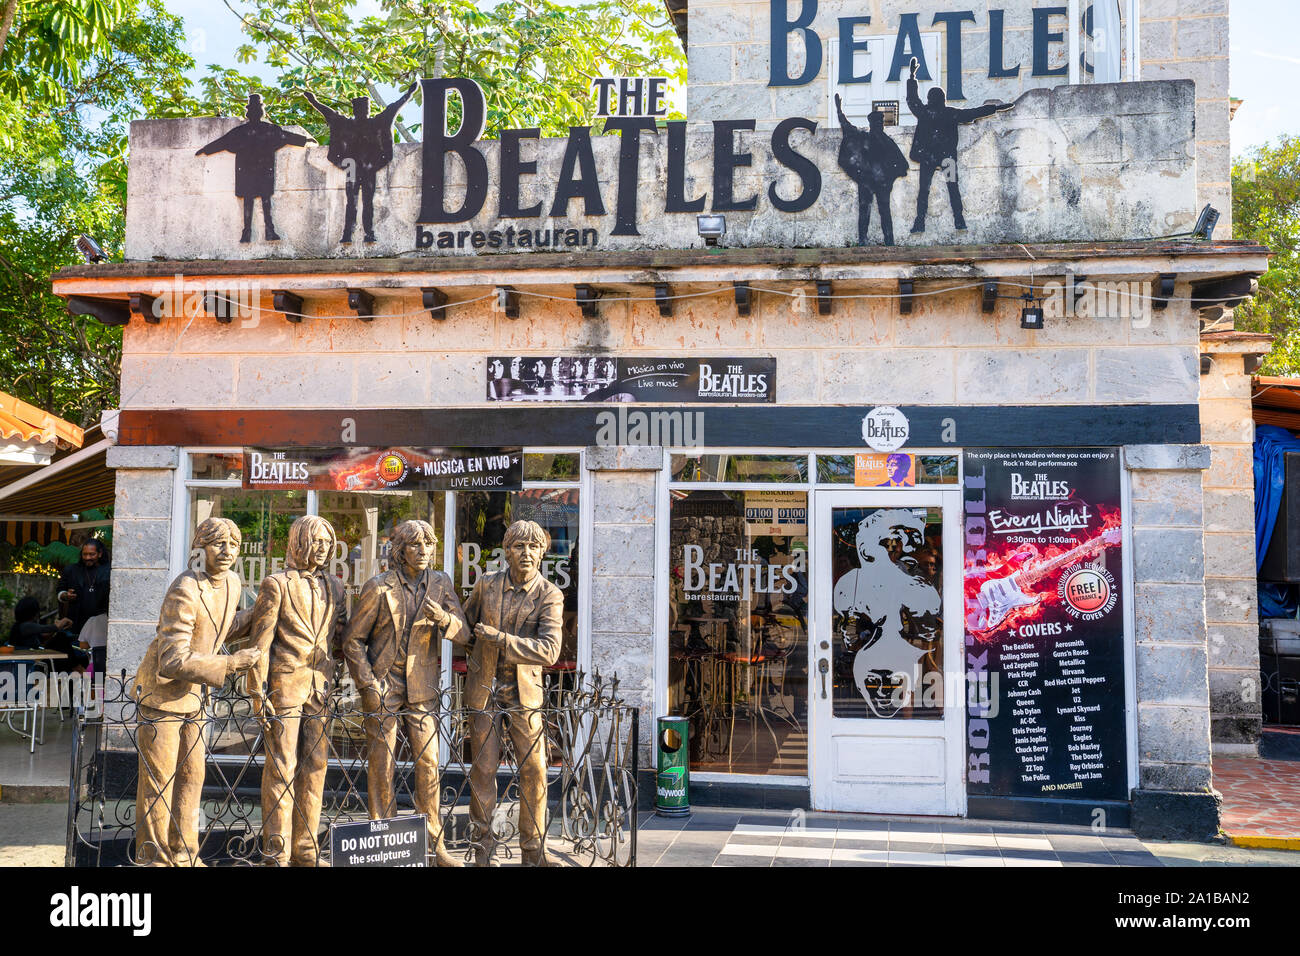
[[0, 0, 193, 425], [174, 0, 686, 141], [1233, 136, 1300, 374], [0, 0, 685, 425]]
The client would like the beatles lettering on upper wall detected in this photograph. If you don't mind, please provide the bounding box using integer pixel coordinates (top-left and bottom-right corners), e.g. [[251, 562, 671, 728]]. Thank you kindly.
[[485, 356, 776, 403], [163, 2, 1197, 261], [770, 1, 1090, 94], [962, 447, 1128, 803]]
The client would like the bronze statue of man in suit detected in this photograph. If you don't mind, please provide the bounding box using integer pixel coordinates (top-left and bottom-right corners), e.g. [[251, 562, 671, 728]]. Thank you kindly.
[[342, 519, 466, 867], [132, 517, 260, 866], [246, 515, 346, 866], [461, 519, 564, 866]]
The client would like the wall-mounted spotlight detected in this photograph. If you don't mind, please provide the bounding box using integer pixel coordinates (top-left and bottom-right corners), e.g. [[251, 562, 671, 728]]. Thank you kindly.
[[697, 214, 727, 248], [76, 234, 105, 264], [1192, 204, 1220, 241]]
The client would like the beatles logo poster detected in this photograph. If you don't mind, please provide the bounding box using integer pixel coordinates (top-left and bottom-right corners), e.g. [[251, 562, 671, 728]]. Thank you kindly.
[[485, 356, 775, 403], [963, 448, 1128, 802], [243, 446, 522, 492]]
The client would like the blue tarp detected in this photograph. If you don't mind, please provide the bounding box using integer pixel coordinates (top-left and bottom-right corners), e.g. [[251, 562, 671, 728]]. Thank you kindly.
[[1254, 424, 1300, 571]]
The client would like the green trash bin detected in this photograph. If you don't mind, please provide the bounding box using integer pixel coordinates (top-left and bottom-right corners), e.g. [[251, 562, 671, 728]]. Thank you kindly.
[[656, 715, 690, 817]]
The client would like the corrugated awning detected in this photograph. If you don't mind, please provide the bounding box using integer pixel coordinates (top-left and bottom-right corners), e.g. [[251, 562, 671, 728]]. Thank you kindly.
[[1254, 376, 1300, 432], [0, 391, 84, 447]]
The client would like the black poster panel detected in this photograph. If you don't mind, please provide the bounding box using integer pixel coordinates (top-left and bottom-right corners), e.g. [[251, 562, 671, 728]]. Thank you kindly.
[[243, 446, 522, 491], [485, 356, 775, 403], [963, 448, 1128, 802]]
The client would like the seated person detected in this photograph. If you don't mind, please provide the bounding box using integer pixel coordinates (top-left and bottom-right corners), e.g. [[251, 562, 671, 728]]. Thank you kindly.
[[6, 595, 90, 672]]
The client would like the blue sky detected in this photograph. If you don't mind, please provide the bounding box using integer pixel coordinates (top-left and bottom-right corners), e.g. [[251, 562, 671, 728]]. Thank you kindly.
[[167, 0, 1296, 156]]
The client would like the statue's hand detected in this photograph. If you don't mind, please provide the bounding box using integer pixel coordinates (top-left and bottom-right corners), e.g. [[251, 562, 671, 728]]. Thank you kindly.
[[227, 647, 260, 674], [474, 623, 502, 645], [360, 686, 382, 714], [422, 596, 450, 626], [909, 56, 919, 79], [835, 93, 842, 108], [251, 692, 276, 721]]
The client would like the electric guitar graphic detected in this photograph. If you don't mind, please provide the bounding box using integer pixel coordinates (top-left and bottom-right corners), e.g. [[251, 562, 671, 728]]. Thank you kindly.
[[966, 527, 1122, 634]]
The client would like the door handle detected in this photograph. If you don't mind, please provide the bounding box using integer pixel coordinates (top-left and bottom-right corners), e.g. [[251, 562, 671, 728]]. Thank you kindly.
[[818, 658, 829, 699]]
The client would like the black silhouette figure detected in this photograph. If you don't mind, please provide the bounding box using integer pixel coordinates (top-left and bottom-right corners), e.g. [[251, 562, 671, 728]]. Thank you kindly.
[[196, 93, 313, 243], [905, 56, 1014, 234], [836, 94, 909, 246], [304, 82, 418, 244]]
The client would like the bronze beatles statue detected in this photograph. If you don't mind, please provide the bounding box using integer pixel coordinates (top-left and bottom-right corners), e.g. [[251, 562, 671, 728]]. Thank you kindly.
[[246, 515, 346, 866], [132, 517, 260, 866], [461, 519, 564, 866], [342, 519, 467, 867]]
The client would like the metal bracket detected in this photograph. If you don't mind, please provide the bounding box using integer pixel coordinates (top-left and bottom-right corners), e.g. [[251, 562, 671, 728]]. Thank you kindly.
[[1152, 273, 1176, 311], [129, 292, 160, 324], [734, 282, 752, 317], [273, 290, 304, 324], [816, 280, 832, 316], [422, 287, 449, 320], [498, 286, 520, 319], [898, 279, 914, 315], [66, 296, 129, 326], [347, 288, 376, 322], [654, 283, 672, 317], [575, 284, 599, 318], [982, 280, 997, 314]]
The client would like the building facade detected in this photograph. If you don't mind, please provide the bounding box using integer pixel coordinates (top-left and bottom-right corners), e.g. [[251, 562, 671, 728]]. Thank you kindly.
[[55, 0, 1265, 838]]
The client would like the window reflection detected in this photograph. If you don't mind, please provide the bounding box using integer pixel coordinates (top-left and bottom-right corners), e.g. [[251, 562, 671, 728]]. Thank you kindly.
[[668, 490, 808, 775]]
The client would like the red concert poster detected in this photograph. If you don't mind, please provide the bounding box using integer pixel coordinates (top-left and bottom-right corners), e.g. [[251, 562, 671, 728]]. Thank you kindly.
[[963, 448, 1129, 803]]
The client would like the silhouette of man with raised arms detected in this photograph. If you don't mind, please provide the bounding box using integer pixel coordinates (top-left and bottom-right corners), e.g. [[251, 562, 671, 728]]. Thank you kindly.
[[196, 93, 313, 243], [905, 56, 1014, 234], [835, 94, 909, 246], [303, 82, 418, 244]]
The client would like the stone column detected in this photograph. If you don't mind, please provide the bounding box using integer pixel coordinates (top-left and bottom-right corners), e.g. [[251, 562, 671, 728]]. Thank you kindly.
[[585, 445, 660, 762], [1126, 443, 1219, 841], [105, 445, 181, 685], [1200, 335, 1267, 754]]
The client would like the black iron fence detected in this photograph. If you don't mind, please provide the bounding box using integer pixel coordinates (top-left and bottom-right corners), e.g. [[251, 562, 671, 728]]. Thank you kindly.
[[67, 672, 638, 867]]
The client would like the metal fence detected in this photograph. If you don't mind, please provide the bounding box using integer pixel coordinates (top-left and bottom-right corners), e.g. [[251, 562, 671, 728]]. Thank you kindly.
[[66, 671, 638, 867]]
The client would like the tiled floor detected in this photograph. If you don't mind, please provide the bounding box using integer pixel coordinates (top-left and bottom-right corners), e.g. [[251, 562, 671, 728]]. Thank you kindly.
[[1215, 727, 1300, 843], [639, 809, 1166, 867]]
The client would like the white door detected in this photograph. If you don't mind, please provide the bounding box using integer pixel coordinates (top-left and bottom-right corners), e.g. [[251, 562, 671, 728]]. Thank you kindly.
[[810, 489, 965, 815]]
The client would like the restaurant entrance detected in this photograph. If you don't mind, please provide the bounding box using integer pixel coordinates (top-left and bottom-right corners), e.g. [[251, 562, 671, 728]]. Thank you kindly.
[[810, 489, 965, 815]]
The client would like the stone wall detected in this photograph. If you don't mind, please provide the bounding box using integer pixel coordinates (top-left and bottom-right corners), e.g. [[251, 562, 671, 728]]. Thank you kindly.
[[115, 283, 1202, 412], [1126, 443, 1218, 839], [124, 77, 1197, 260], [685, 0, 1230, 234], [103, 445, 179, 681], [1200, 336, 1263, 753]]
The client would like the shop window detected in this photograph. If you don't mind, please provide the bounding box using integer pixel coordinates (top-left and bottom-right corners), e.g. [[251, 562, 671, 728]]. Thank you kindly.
[[816, 454, 959, 486], [670, 453, 809, 483], [524, 452, 581, 482], [316, 491, 447, 617], [667, 489, 808, 775], [186, 488, 308, 608]]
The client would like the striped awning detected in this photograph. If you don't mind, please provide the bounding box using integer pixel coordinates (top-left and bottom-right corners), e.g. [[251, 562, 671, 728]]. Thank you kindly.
[[1, 520, 67, 547], [1254, 376, 1300, 432], [0, 423, 112, 548]]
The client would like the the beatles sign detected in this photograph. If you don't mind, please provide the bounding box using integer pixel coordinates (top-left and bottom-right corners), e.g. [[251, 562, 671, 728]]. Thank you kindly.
[[243, 446, 523, 492]]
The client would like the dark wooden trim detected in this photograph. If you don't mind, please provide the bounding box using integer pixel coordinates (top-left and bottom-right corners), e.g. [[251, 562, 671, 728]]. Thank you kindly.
[[51, 240, 1271, 282], [116, 404, 1201, 449]]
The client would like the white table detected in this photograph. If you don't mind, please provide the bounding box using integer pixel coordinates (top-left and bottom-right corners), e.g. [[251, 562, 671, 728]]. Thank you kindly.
[[0, 649, 69, 752]]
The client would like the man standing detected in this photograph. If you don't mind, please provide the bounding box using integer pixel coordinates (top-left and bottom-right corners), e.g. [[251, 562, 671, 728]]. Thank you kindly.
[[133, 518, 260, 866], [303, 82, 417, 243], [462, 519, 564, 866], [835, 94, 908, 246], [246, 515, 346, 867], [905, 56, 1014, 234], [56, 539, 111, 639], [341, 519, 465, 867], [195, 93, 314, 243]]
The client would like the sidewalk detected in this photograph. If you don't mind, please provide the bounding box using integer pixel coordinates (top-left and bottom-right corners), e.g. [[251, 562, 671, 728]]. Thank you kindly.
[[637, 807, 1300, 867], [1215, 726, 1300, 850]]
